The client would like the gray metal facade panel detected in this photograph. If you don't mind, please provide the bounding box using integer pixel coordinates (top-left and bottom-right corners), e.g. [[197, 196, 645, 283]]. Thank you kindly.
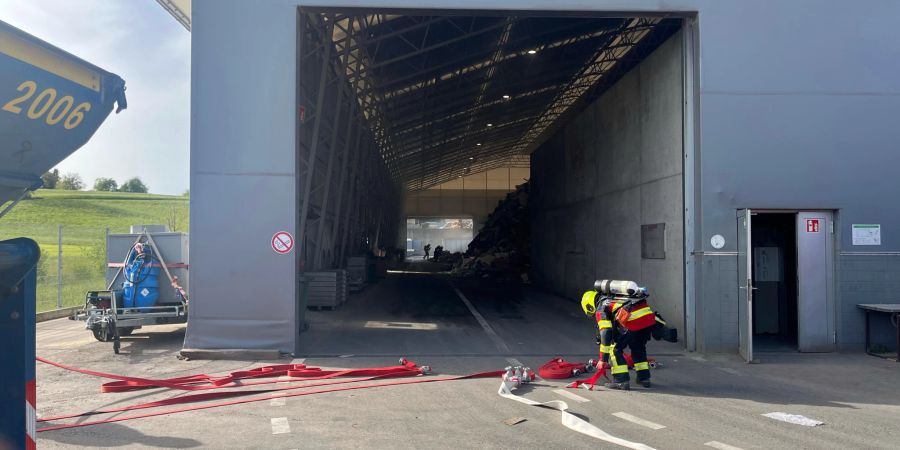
[[700, 92, 900, 252], [186, 0, 298, 352]]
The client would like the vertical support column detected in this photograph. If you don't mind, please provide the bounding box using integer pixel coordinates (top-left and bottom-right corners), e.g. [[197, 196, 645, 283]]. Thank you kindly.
[[314, 17, 355, 269], [297, 13, 334, 272], [682, 17, 700, 352]]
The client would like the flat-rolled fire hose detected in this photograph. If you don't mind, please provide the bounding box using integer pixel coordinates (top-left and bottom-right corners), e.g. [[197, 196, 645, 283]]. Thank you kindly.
[[498, 377, 655, 450], [36, 357, 502, 432]]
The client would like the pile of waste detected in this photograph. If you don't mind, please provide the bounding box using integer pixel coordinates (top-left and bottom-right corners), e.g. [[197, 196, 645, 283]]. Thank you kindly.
[[452, 181, 530, 281]]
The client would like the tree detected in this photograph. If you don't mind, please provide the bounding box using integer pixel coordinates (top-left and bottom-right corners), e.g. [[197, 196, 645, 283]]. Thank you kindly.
[[59, 173, 84, 190], [119, 177, 149, 193], [93, 177, 118, 192], [41, 169, 60, 189]]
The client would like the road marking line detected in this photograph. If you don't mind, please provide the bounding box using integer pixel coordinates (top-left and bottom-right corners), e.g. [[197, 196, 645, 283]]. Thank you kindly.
[[705, 441, 745, 450], [688, 355, 706, 362], [612, 412, 666, 430], [762, 412, 824, 426], [270, 395, 286, 406], [717, 367, 741, 376], [271, 417, 291, 434], [291, 358, 306, 365], [451, 285, 511, 353], [553, 389, 590, 403]]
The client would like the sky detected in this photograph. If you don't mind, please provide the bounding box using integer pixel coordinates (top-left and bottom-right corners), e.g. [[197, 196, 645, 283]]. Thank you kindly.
[[0, 0, 191, 195]]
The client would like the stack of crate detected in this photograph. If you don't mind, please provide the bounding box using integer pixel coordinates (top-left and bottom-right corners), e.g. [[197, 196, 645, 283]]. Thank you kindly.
[[347, 257, 367, 292], [304, 270, 348, 310]]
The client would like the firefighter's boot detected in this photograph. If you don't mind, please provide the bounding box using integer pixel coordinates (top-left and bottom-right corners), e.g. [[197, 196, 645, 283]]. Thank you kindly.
[[604, 381, 631, 390]]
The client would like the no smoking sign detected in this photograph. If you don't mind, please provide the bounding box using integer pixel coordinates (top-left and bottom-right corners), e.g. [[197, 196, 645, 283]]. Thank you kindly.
[[271, 231, 294, 254]]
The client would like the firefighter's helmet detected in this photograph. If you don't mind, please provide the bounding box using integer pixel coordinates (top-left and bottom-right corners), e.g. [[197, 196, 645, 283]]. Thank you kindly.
[[581, 290, 599, 316]]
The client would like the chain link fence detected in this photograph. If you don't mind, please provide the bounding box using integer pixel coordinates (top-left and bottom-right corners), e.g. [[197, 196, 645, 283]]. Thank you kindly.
[[1, 224, 131, 312]]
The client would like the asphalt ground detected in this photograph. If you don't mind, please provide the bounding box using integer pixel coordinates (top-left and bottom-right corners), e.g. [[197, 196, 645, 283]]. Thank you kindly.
[[35, 272, 900, 449]]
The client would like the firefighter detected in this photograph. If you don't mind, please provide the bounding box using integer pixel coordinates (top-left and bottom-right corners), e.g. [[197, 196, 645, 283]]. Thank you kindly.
[[581, 280, 676, 390]]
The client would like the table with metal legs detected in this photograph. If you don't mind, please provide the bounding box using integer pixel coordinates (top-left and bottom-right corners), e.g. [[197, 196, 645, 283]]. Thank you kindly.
[[858, 304, 900, 362]]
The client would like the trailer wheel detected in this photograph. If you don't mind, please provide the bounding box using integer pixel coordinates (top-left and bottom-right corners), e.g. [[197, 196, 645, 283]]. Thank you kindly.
[[92, 327, 113, 342]]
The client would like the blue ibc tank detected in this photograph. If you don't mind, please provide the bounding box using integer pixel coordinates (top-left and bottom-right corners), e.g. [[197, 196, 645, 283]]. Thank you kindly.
[[122, 245, 159, 308]]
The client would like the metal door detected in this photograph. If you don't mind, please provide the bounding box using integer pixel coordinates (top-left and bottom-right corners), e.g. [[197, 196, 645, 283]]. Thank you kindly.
[[737, 209, 754, 363], [797, 211, 834, 352]]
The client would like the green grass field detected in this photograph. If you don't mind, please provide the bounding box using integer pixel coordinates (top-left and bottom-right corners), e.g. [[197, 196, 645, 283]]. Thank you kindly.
[[0, 190, 189, 312]]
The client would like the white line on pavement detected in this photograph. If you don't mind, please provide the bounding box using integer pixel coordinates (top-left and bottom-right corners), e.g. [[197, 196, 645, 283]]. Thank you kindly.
[[553, 389, 590, 403], [451, 285, 511, 353], [705, 441, 745, 450], [762, 412, 824, 426], [717, 367, 742, 376], [291, 358, 306, 365], [270, 395, 286, 406], [612, 412, 666, 430], [271, 417, 291, 434]]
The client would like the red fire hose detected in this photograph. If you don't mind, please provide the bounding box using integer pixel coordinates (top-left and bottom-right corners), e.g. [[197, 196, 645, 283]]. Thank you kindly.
[[36, 357, 502, 432]]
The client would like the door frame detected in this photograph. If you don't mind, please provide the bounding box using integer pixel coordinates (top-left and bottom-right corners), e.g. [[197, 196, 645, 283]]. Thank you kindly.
[[738, 208, 837, 358]]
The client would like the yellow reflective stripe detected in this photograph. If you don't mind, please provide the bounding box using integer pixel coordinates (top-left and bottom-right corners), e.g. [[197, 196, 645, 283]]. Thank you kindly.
[[0, 27, 101, 91], [598, 320, 612, 329], [634, 361, 650, 371], [599, 345, 612, 353], [611, 302, 623, 311], [609, 352, 627, 374], [629, 307, 654, 320], [655, 316, 667, 325]]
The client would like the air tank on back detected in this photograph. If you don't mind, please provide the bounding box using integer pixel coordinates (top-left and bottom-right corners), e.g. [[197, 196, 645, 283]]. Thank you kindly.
[[593, 279, 647, 298]]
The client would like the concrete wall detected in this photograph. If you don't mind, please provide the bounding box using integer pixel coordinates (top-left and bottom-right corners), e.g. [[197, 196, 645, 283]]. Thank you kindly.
[[531, 30, 684, 334]]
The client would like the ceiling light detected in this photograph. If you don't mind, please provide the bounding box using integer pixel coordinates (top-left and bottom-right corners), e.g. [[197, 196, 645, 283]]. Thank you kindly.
[[502, 95, 510, 100], [469, 157, 474, 160], [476, 143, 482, 146], [487, 123, 493, 127], [527, 49, 537, 55]]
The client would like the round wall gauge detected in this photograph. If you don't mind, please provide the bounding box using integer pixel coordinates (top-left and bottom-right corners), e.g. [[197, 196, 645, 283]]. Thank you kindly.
[[710, 234, 725, 249]]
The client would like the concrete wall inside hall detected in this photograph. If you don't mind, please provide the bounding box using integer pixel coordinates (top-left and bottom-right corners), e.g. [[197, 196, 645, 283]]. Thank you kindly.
[[531, 29, 684, 334]]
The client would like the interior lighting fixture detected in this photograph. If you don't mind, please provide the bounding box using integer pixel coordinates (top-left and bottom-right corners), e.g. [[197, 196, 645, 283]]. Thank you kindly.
[[476, 143, 482, 146], [487, 123, 493, 127], [527, 49, 537, 55], [502, 94, 511, 99]]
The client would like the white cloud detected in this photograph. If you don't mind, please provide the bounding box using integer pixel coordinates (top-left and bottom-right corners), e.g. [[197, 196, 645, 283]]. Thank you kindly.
[[0, 0, 191, 195]]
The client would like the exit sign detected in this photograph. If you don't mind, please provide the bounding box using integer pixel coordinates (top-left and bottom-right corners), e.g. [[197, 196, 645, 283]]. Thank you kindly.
[[806, 219, 820, 233]]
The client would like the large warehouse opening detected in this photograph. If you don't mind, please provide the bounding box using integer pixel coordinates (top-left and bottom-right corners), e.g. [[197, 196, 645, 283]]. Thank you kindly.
[[294, 8, 692, 356]]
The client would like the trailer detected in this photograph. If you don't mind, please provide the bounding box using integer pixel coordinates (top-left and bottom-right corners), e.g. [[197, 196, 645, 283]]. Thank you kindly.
[[73, 228, 189, 354]]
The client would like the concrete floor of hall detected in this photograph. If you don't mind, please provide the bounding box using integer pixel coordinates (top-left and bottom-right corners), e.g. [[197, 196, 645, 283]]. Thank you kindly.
[[34, 269, 900, 449]]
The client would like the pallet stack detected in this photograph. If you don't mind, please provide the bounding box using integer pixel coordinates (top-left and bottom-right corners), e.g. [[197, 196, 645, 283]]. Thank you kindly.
[[304, 270, 348, 310], [347, 257, 367, 292]]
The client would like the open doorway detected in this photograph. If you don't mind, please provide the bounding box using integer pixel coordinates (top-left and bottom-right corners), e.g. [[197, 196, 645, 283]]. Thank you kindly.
[[406, 218, 474, 260], [751, 213, 798, 352], [740, 210, 835, 358]]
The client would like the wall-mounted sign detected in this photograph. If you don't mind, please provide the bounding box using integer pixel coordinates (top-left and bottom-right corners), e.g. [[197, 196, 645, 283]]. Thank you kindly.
[[710, 234, 725, 249], [271, 231, 294, 254], [805, 219, 820, 233], [852, 224, 881, 246]]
